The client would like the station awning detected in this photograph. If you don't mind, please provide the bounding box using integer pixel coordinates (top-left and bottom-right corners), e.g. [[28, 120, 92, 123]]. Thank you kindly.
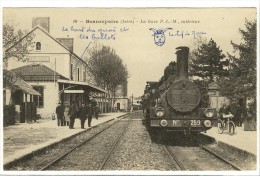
[[3, 70, 41, 96], [16, 84, 41, 96], [57, 79, 107, 94]]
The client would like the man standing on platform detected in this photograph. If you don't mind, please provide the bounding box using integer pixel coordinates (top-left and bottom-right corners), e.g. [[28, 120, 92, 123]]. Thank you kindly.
[[94, 105, 100, 120], [56, 101, 64, 126], [79, 103, 87, 129], [87, 101, 93, 127], [68, 101, 78, 129], [230, 101, 242, 127]]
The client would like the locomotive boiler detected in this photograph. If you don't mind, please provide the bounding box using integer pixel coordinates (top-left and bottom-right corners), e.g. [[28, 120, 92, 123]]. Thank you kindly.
[[142, 46, 217, 134]]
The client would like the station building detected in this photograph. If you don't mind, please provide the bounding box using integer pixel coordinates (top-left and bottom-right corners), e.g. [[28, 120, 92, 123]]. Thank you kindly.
[[6, 17, 107, 119], [112, 81, 129, 112]]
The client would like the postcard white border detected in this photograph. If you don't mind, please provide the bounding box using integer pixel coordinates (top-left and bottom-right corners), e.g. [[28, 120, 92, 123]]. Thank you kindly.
[[0, 0, 259, 176]]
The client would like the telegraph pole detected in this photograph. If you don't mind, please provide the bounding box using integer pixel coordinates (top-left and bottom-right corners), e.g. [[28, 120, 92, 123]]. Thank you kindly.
[[54, 58, 56, 86]]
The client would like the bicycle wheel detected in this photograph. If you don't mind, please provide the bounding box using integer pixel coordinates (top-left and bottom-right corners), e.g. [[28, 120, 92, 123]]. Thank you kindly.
[[228, 121, 236, 135], [217, 120, 224, 134]]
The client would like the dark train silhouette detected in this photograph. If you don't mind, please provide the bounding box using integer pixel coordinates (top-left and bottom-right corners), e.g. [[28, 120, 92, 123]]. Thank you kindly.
[[142, 46, 217, 135]]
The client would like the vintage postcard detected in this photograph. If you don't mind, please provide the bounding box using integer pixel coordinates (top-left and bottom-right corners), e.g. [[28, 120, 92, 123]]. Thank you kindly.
[[1, 1, 259, 175]]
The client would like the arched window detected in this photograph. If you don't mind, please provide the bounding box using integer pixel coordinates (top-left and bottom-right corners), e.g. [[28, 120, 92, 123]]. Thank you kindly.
[[36, 42, 41, 50]]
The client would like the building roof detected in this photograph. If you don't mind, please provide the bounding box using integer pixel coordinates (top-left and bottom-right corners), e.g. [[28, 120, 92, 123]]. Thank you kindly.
[[6, 26, 87, 65], [6, 25, 105, 93], [3, 70, 41, 96], [10, 64, 68, 82]]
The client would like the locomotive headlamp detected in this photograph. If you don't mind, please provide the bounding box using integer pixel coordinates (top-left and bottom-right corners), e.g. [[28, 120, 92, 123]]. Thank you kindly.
[[204, 120, 211, 127], [155, 107, 165, 117], [157, 98, 162, 104], [204, 108, 214, 118], [160, 120, 168, 127]]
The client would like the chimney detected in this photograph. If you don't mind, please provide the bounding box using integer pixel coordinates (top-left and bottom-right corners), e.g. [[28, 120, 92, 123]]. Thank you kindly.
[[176, 46, 189, 78], [56, 38, 74, 52], [32, 17, 50, 33]]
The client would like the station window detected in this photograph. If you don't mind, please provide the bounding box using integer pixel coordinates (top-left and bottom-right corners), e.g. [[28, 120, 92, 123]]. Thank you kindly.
[[71, 63, 73, 80], [36, 42, 41, 50], [33, 86, 44, 108], [83, 68, 86, 82], [77, 67, 80, 81]]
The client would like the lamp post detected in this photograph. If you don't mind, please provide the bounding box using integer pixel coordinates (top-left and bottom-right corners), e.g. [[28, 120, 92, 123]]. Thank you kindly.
[[130, 94, 134, 112], [131, 94, 134, 106]]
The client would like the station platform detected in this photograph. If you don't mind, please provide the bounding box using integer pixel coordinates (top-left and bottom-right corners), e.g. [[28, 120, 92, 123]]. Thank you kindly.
[[3, 112, 128, 167], [201, 125, 258, 156]]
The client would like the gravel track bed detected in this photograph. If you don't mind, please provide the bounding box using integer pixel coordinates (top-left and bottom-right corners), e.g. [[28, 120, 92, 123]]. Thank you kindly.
[[47, 120, 129, 170], [129, 111, 143, 119], [102, 115, 175, 170], [7, 119, 119, 171]]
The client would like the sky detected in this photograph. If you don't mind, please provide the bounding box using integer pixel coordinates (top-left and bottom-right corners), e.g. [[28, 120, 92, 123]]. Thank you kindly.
[[2, 7, 257, 97]]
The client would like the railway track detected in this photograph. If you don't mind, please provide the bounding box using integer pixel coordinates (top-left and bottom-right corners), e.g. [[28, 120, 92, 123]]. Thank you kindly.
[[161, 135, 242, 171], [192, 136, 242, 171], [98, 117, 132, 170], [162, 145, 185, 170], [40, 115, 132, 171]]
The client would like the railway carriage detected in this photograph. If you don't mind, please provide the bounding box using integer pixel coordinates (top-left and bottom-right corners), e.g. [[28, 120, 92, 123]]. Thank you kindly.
[[142, 46, 217, 135]]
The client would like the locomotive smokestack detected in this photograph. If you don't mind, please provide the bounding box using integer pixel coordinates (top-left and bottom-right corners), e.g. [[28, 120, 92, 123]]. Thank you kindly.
[[176, 46, 189, 78]]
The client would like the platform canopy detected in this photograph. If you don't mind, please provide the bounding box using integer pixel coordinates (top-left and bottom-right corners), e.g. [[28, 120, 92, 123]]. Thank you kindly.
[[57, 79, 107, 94]]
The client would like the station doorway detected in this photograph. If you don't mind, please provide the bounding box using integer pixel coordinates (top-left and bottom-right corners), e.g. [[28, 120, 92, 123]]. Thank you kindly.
[[117, 102, 120, 111]]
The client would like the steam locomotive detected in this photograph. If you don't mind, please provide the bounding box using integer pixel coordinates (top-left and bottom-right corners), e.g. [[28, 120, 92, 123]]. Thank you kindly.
[[142, 46, 217, 135]]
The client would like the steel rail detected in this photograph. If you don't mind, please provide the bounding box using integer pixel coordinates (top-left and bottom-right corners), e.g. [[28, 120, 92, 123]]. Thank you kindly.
[[198, 143, 242, 171], [162, 145, 186, 170], [192, 136, 242, 171], [98, 116, 132, 170], [39, 115, 128, 171]]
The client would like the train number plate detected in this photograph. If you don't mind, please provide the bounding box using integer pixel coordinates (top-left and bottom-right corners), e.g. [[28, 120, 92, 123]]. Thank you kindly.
[[172, 120, 178, 126], [190, 120, 201, 126]]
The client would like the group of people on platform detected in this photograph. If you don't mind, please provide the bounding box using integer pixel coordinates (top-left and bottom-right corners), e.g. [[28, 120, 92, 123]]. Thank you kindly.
[[218, 100, 256, 128], [55, 98, 100, 129]]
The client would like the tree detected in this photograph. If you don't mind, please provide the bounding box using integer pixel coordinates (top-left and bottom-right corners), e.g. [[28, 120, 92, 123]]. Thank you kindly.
[[86, 44, 129, 109], [3, 23, 35, 100], [3, 24, 35, 68], [109, 55, 128, 98], [189, 38, 229, 82], [219, 20, 256, 101]]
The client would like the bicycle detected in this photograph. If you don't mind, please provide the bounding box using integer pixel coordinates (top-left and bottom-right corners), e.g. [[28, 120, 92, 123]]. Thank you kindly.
[[217, 114, 236, 135]]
